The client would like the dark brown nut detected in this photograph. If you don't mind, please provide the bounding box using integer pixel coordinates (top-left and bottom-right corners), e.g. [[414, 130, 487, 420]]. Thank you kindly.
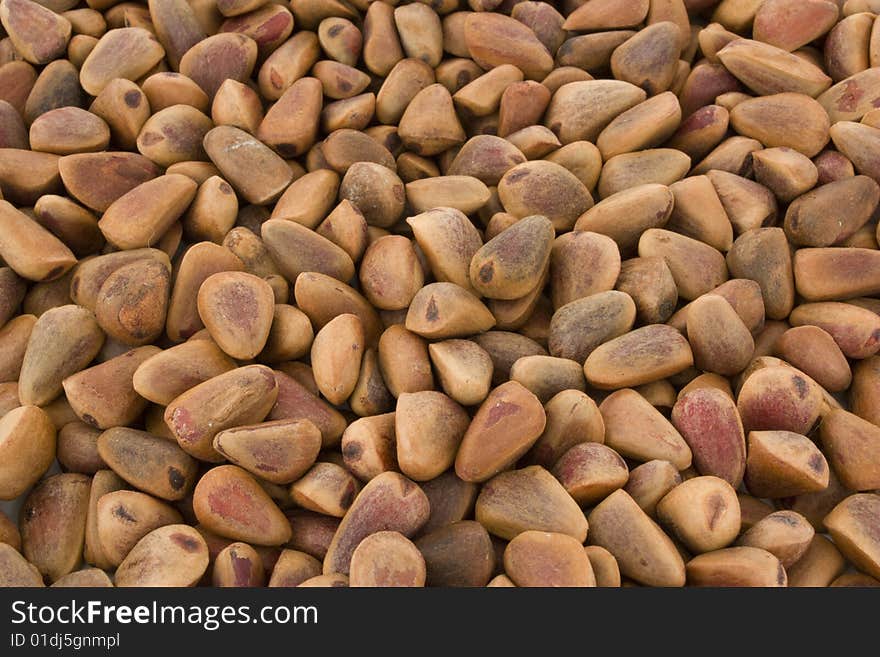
[[97, 174, 197, 250], [21, 473, 90, 582], [415, 472, 475, 537], [61, 346, 158, 430], [97, 427, 197, 501], [95, 490, 182, 567], [266, 548, 321, 587], [427, 339, 493, 406], [132, 340, 235, 406], [819, 409, 880, 491], [323, 471, 430, 575], [475, 465, 588, 542], [341, 413, 397, 482], [212, 541, 265, 587], [546, 292, 634, 364], [455, 381, 546, 483], [686, 546, 786, 587], [394, 391, 468, 482], [503, 530, 596, 588], [18, 305, 104, 407], [588, 489, 685, 587], [656, 475, 740, 553], [193, 464, 291, 546], [775, 326, 852, 392], [601, 388, 692, 469], [56, 421, 104, 475], [552, 442, 628, 507], [0, 405, 56, 500], [310, 313, 364, 405], [203, 125, 293, 205], [58, 151, 159, 213], [745, 430, 830, 498], [349, 531, 425, 587], [0, 201, 76, 283], [464, 13, 552, 81], [294, 272, 383, 347], [795, 248, 880, 302], [786, 535, 846, 587], [824, 493, 880, 580], [584, 325, 695, 390], [271, 169, 339, 228], [738, 365, 824, 435], [213, 419, 322, 486], [32, 195, 102, 258], [148, 0, 207, 71], [405, 282, 495, 340], [115, 524, 209, 587], [166, 242, 245, 342], [165, 365, 278, 462], [497, 80, 552, 138], [726, 228, 794, 320], [79, 28, 165, 96], [737, 510, 814, 568], [789, 301, 880, 359], [686, 294, 754, 376], [785, 176, 879, 248], [416, 520, 495, 587], [407, 207, 483, 295], [574, 184, 673, 254], [339, 161, 405, 228]]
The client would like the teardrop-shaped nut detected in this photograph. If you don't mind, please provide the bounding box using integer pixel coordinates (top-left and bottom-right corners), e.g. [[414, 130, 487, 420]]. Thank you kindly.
[[405, 282, 496, 339], [115, 524, 209, 587]]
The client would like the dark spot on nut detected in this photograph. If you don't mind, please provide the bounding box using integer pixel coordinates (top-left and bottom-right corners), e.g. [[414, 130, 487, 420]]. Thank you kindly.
[[168, 467, 186, 491], [113, 505, 137, 523], [327, 24, 343, 38], [792, 375, 808, 399], [478, 262, 494, 284], [124, 90, 142, 108], [342, 440, 363, 461], [171, 533, 200, 552], [425, 296, 439, 321]]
